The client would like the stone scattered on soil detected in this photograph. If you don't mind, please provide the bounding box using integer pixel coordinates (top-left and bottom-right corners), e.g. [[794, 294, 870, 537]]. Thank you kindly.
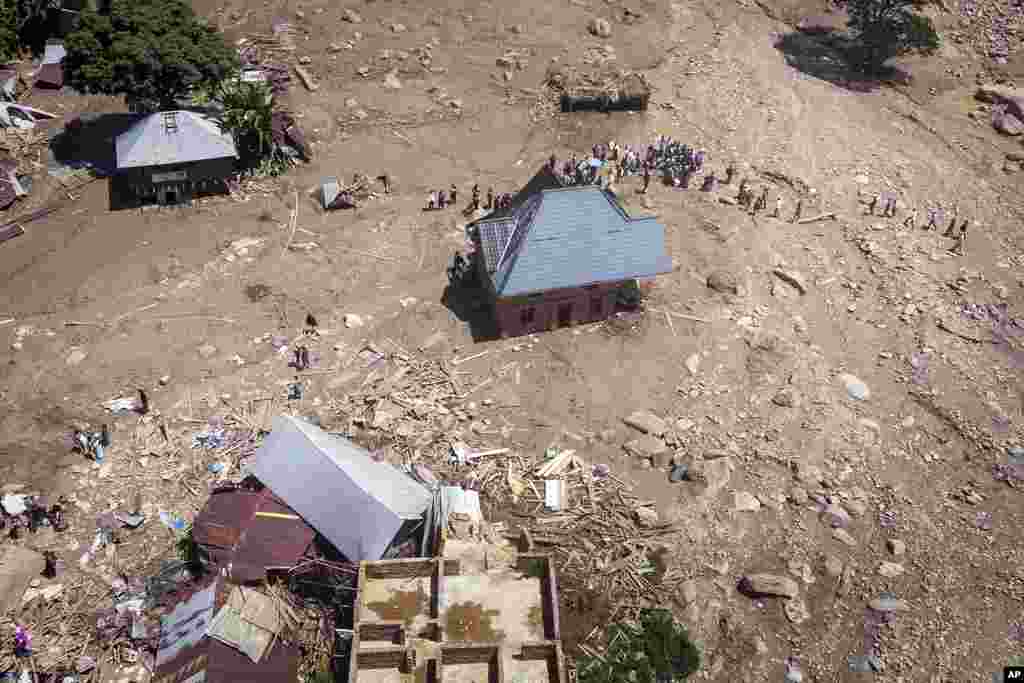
[[625, 435, 668, 461], [772, 387, 800, 407], [687, 457, 734, 494], [993, 109, 1024, 136], [197, 344, 218, 359], [733, 491, 762, 512], [685, 352, 701, 376], [679, 579, 697, 604], [832, 528, 856, 546], [887, 539, 906, 556], [878, 561, 905, 578], [634, 506, 659, 528], [623, 410, 667, 436], [707, 270, 740, 294], [784, 597, 810, 624], [344, 313, 364, 328], [740, 573, 800, 599], [65, 348, 87, 366], [789, 486, 808, 505], [587, 17, 612, 38], [822, 502, 851, 528], [383, 71, 403, 89], [838, 373, 870, 400], [342, 8, 363, 22], [824, 555, 844, 577]]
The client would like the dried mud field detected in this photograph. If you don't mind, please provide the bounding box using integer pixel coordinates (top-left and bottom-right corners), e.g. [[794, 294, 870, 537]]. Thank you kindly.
[[1, 0, 1023, 680]]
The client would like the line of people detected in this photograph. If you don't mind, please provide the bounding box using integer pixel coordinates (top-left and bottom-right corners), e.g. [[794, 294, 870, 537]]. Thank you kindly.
[[865, 192, 971, 254]]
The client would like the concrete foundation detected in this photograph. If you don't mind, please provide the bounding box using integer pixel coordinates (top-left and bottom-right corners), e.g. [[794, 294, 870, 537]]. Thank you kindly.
[[349, 552, 567, 683]]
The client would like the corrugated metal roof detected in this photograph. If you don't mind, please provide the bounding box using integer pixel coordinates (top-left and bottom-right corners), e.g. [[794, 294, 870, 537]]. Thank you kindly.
[[248, 415, 432, 561], [232, 495, 315, 583], [477, 219, 515, 273], [192, 489, 264, 549], [493, 186, 673, 296], [155, 578, 299, 683], [115, 110, 238, 169]]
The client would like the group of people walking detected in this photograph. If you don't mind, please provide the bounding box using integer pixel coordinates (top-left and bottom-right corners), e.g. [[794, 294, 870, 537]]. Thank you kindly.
[[866, 192, 971, 254], [426, 184, 459, 211]]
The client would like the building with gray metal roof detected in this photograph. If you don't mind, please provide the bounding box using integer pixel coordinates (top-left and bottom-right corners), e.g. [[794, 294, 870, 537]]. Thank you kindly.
[[469, 166, 673, 336], [111, 110, 238, 209]]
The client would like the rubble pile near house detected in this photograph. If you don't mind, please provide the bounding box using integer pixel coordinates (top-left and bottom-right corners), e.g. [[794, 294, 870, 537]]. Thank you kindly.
[[0, 323, 689, 681], [461, 446, 681, 612], [326, 340, 483, 459]]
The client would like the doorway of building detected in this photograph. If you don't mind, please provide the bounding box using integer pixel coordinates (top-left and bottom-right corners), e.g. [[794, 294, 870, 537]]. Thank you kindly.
[[557, 303, 573, 327], [164, 190, 177, 205]]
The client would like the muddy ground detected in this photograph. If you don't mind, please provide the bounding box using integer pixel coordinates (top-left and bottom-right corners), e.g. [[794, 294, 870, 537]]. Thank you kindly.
[[1, 0, 1023, 679]]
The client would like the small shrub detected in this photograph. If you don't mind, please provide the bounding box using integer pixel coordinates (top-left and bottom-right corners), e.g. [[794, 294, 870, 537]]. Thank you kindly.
[[577, 608, 700, 683]]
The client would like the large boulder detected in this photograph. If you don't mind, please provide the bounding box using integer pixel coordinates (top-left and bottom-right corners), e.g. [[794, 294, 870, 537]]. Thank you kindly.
[[976, 84, 1024, 123], [993, 108, 1024, 136], [739, 573, 800, 599], [587, 17, 613, 38]]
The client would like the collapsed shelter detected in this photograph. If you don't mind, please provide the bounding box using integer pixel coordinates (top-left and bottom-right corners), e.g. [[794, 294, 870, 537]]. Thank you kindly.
[[192, 485, 316, 583], [154, 578, 300, 683], [247, 415, 434, 562]]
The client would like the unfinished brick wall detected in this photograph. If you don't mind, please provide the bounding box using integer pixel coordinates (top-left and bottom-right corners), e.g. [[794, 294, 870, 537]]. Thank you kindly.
[[355, 647, 405, 669], [364, 559, 436, 579], [442, 644, 502, 683], [359, 622, 404, 645]]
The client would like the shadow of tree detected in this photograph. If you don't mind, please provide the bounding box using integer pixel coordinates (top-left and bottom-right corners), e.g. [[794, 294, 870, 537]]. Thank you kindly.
[[49, 112, 143, 177], [774, 30, 912, 93]]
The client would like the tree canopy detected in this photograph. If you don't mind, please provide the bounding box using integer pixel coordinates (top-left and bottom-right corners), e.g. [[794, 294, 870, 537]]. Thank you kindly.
[[839, 0, 939, 72], [64, 0, 237, 111]]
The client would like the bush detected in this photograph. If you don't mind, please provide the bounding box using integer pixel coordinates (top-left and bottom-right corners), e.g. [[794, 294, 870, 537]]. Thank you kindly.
[[577, 609, 700, 683]]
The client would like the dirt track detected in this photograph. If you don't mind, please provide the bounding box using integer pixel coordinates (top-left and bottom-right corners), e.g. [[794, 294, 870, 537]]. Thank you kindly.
[[1, 0, 1023, 679]]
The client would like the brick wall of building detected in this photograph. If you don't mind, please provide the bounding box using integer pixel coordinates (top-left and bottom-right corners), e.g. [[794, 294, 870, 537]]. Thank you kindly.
[[493, 281, 621, 338]]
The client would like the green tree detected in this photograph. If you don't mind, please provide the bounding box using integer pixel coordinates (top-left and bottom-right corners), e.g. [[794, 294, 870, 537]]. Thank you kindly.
[[839, 0, 939, 73], [577, 609, 701, 683], [0, 0, 17, 61], [63, 0, 237, 111], [217, 80, 275, 158]]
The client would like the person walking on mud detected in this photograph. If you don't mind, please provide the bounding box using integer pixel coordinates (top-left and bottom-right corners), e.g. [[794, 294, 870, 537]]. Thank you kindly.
[[725, 162, 736, 185], [952, 219, 969, 255], [903, 206, 918, 230], [868, 193, 879, 215], [642, 164, 651, 194], [791, 198, 803, 223]]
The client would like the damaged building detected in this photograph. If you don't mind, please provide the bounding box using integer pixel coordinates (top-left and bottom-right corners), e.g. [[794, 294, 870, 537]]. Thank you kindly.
[[246, 415, 434, 562], [192, 485, 317, 583], [346, 489, 568, 683]]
